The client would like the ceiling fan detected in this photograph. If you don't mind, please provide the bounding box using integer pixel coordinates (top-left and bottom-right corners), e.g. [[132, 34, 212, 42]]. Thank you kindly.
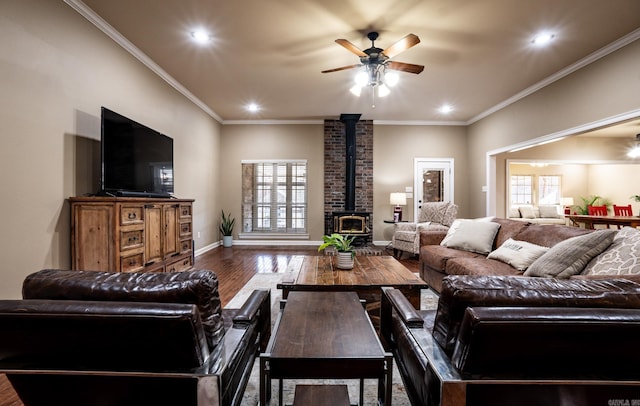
[[322, 32, 424, 101]]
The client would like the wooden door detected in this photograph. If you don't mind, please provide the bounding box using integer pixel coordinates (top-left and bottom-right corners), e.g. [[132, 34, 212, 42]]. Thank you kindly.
[[144, 204, 163, 265]]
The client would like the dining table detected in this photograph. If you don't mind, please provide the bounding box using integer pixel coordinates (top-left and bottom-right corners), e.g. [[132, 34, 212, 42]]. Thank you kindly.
[[566, 214, 640, 229]]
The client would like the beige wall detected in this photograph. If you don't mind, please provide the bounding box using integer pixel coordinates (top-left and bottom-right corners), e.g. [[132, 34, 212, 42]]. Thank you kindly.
[[468, 39, 640, 217], [0, 0, 221, 298], [219, 124, 325, 240], [218, 124, 467, 243], [373, 125, 467, 241]]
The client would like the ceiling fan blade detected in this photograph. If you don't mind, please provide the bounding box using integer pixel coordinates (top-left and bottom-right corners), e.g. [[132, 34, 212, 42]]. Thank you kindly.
[[321, 64, 361, 73], [335, 39, 367, 57], [387, 61, 424, 74], [382, 33, 420, 58]]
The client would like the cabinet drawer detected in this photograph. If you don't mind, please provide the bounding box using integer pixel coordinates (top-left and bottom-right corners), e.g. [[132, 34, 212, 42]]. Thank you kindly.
[[180, 222, 192, 237], [166, 255, 192, 273], [179, 205, 192, 219], [180, 239, 192, 253], [120, 229, 144, 250], [144, 261, 166, 273], [121, 253, 144, 273], [120, 205, 144, 226]]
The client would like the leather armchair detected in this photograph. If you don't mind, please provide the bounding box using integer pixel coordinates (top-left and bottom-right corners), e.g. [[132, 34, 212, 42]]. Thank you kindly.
[[0, 269, 270, 406], [381, 275, 640, 406]]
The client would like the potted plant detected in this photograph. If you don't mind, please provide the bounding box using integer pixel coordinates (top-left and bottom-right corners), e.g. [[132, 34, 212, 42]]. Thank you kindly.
[[219, 210, 235, 248], [574, 195, 612, 215], [318, 233, 356, 270]]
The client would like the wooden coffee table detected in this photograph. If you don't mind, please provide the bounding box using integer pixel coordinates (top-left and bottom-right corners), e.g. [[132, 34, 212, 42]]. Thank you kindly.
[[277, 255, 427, 326], [260, 291, 393, 406]]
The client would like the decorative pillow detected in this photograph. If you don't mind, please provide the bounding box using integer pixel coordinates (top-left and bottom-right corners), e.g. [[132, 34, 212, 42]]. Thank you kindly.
[[518, 206, 536, 219], [539, 205, 562, 219], [487, 238, 549, 271], [583, 227, 640, 276], [524, 230, 617, 278], [440, 219, 501, 254], [508, 207, 521, 218]]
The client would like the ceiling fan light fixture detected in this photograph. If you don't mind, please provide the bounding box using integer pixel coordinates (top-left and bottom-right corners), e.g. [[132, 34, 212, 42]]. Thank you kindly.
[[378, 84, 390, 98], [384, 71, 399, 87], [627, 134, 640, 158], [354, 71, 369, 87]]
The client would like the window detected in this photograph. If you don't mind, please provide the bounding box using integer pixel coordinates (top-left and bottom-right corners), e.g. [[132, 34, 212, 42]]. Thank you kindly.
[[510, 175, 533, 205], [241, 160, 307, 236], [538, 175, 561, 204], [509, 174, 562, 206]]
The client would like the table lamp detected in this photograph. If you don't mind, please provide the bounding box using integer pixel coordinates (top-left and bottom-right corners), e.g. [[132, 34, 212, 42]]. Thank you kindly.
[[561, 197, 574, 215], [390, 192, 407, 222]]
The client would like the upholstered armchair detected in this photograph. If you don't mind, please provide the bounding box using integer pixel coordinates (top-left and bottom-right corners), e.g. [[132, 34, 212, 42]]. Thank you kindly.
[[392, 201, 458, 257]]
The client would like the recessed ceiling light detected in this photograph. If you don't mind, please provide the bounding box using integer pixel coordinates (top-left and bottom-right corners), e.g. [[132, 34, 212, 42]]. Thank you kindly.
[[190, 29, 213, 45], [438, 104, 454, 114], [245, 103, 261, 113], [531, 31, 555, 47]]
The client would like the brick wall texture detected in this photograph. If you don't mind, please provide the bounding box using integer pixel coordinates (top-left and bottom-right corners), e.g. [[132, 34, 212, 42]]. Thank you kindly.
[[323, 119, 374, 235]]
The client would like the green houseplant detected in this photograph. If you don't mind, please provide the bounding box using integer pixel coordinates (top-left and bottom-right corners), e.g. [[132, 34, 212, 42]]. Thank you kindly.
[[318, 233, 356, 269], [219, 210, 235, 248], [574, 195, 612, 215]]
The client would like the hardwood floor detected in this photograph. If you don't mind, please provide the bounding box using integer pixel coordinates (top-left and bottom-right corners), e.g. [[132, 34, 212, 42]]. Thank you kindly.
[[0, 245, 418, 405]]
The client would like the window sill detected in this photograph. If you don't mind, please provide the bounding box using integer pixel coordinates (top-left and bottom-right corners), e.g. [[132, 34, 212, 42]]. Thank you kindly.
[[238, 232, 309, 240]]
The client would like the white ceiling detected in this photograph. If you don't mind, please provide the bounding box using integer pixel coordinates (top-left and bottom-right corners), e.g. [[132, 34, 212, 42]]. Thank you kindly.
[[77, 0, 640, 131]]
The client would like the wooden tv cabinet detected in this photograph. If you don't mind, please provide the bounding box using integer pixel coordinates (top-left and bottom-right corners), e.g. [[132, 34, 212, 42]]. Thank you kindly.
[[69, 196, 194, 273]]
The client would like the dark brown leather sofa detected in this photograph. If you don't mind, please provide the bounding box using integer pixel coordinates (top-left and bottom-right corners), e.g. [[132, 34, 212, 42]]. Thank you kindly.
[[381, 275, 640, 406], [0, 269, 271, 406]]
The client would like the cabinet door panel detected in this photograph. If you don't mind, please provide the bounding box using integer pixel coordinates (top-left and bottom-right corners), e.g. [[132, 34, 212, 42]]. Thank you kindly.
[[73, 204, 113, 271], [144, 204, 163, 265], [163, 204, 180, 258]]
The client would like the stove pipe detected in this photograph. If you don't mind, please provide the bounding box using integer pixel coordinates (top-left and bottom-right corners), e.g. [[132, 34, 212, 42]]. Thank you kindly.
[[340, 113, 361, 212]]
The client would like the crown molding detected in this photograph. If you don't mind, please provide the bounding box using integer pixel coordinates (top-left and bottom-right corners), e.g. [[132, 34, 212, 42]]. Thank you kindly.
[[469, 27, 640, 125], [64, 0, 223, 123], [222, 119, 323, 125]]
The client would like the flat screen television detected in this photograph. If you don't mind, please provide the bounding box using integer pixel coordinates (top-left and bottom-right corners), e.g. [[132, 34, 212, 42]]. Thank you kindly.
[[100, 107, 174, 198]]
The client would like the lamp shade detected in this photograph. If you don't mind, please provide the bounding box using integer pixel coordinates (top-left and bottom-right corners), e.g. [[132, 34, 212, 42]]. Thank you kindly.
[[390, 193, 406, 206], [561, 197, 574, 206]]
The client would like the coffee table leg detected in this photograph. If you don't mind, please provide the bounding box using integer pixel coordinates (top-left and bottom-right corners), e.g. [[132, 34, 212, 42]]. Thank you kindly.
[[359, 378, 364, 406]]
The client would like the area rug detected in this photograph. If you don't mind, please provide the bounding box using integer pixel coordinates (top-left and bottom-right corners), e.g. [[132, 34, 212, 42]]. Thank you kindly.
[[225, 273, 439, 405]]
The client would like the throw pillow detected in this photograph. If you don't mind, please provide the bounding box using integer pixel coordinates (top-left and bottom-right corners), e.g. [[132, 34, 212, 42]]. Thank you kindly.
[[583, 227, 640, 276], [508, 207, 521, 218], [487, 238, 549, 271], [518, 206, 536, 219], [538, 205, 562, 219], [524, 230, 616, 278], [440, 219, 501, 254]]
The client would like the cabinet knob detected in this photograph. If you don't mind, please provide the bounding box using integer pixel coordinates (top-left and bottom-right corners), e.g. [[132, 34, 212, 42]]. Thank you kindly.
[[128, 212, 136, 220]]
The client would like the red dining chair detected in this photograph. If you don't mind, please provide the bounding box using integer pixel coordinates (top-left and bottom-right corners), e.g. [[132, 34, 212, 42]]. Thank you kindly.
[[613, 204, 633, 228], [587, 205, 608, 216], [613, 204, 633, 216]]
